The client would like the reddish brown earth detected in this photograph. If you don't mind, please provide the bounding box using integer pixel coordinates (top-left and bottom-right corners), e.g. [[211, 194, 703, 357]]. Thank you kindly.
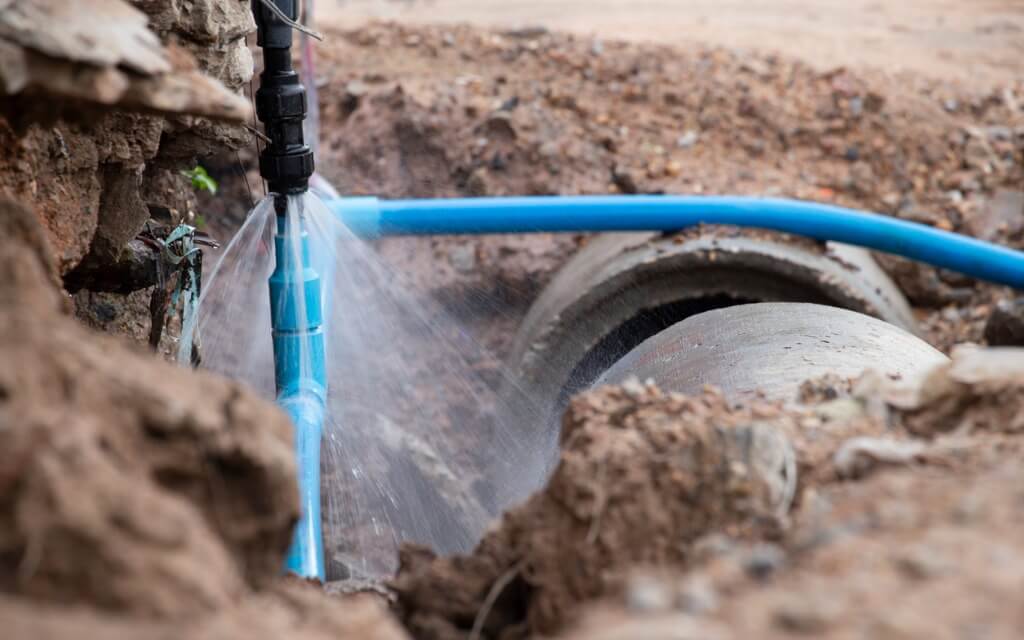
[[299, 22, 1024, 357], [159, 18, 1024, 640], [391, 348, 1024, 640], [0, 197, 407, 638], [323, 0, 1024, 88], [4, 8, 1024, 640]]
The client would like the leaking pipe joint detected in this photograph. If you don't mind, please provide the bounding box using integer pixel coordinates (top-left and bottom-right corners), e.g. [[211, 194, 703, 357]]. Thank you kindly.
[[329, 195, 1024, 289], [269, 213, 326, 579]]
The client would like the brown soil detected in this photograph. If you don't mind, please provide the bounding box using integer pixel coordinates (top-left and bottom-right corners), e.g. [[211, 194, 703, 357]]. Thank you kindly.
[[308, 21, 1023, 357], [391, 348, 1024, 640], [323, 0, 1024, 88], [4, 8, 1024, 640], [0, 1, 251, 281], [393, 382, 797, 638], [0, 196, 408, 637], [561, 446, 1024, 640]]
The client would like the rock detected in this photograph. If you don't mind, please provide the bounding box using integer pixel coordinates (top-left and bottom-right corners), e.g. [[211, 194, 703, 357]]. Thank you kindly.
[[0, 0, 253, 281], [832, 437, 926, 478], [478, 111, 518, 141], [986, 125, 1014, 141], [625, 575, 673, 613], [891, 543, 953, 580], [676, 130, 700, 149], [895, 347, 1024, 436], [741, 544, 787, 581], [984, 298, 1024, 346], [969, 188, 1024, 241], [772, 594, 843, 634], [344, 80, 370, 111], [447, 243, 478, 273], [0, 0, 250, 121], [676, 575, 718, 615], [611, 164, 640, 194], [0, 0, 167, 73]]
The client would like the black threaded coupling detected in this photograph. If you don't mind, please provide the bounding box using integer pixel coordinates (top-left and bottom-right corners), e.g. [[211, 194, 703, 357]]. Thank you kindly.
[[252, 1, 314, 205]]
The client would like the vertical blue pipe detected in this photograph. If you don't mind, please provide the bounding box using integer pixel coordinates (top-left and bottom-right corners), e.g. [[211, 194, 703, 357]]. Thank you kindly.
[[269, 212, 326, 579]]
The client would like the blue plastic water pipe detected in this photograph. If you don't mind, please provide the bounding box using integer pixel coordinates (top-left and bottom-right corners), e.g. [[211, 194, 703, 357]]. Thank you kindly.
[[330, 195, 1024, 289], [265, 192, 1022, 581], [269, 214, 327, 579]]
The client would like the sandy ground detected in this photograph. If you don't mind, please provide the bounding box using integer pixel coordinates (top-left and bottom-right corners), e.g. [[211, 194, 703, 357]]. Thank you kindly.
[[321, 0, 1024, 85]]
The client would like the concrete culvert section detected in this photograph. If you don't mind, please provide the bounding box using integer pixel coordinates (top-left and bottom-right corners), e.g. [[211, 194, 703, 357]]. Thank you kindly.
[[597, 302, 948, 404], [510, 228, 918, 418]]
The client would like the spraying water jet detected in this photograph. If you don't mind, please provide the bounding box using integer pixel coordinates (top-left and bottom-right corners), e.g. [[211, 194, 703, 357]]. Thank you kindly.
[[253, 0, 324, 578], [235, 1, 1024, 584]]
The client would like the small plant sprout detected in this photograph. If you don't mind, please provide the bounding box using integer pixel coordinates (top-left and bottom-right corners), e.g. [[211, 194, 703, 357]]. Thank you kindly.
[[181, 165, 218, 195]]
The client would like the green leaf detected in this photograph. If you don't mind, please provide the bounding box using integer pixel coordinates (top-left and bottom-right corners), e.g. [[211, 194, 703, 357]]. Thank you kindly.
[[180, 165, 218, 195]]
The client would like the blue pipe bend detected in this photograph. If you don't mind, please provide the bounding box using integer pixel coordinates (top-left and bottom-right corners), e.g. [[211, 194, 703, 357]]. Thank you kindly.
[[331, 195, 1024, 289]]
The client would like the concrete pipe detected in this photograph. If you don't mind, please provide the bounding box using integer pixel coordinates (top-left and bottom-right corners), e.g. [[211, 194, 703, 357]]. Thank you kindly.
[[510, 228, 919, 419], [596, 302, 948, 403]]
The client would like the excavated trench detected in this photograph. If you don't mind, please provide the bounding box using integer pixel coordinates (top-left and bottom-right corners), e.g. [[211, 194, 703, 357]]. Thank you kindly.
[[3, 8, 1024, 640]]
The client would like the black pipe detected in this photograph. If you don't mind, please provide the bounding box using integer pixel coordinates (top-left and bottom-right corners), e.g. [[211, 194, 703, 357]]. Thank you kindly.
[[252, 0, 314, 214]]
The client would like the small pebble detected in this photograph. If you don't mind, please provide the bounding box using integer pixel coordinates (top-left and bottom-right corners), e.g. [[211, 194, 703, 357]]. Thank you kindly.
[[743, 543, 786, 580], [676, 575, 718, 614], [892, 542, 953, 580], [677, 130, 700, 149], [773, 595, 843, 634], [626, 575, 673, 612]]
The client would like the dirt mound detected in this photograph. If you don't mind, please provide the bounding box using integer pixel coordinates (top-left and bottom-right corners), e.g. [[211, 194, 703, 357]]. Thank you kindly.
[[393, 382, 807, 639], [306, 22, 1023, 356], [896, 346, 1024, 437], [392, 346, 1024, 639], [559, 434, 1024, 640], [0, 196, 296, 612], [0, 197, 407, 638], [322, 23, 1023, 218], [565, 444, 1024, 638], [4, 582, 407, 640]]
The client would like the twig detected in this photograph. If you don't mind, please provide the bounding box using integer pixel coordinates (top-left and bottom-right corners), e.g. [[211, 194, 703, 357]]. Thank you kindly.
[[469, 563, 522, 640], [245, 124, 272, 144], [246, 78, 267, 198], [236, 150, 256, 208]]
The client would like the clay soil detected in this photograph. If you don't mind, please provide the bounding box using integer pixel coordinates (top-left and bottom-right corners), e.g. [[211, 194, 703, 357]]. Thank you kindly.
[[326, 0, 1024, 87], [211, 16, 1024, 640], [294, 20, 1023, 360], [5, 6, 1024, 640]]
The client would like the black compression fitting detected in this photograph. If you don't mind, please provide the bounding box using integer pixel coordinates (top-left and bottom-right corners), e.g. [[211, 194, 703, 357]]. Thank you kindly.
[[252, 0, 314, 211]]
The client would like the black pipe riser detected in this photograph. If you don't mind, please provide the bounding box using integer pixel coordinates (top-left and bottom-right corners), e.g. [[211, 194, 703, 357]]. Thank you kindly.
[[252, 0, 314, 204]]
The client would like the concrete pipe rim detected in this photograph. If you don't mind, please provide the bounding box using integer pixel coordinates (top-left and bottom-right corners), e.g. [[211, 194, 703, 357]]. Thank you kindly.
[[509, 227, 919, 420]]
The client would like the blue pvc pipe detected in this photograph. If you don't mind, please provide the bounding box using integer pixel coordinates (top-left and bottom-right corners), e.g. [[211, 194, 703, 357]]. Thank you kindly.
[[331, 195, 1024, 289], [269, 214, 327, 580]]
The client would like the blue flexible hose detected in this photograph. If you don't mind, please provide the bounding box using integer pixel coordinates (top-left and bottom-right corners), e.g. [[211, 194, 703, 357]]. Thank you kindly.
[[330, 195, 1024, 289]]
